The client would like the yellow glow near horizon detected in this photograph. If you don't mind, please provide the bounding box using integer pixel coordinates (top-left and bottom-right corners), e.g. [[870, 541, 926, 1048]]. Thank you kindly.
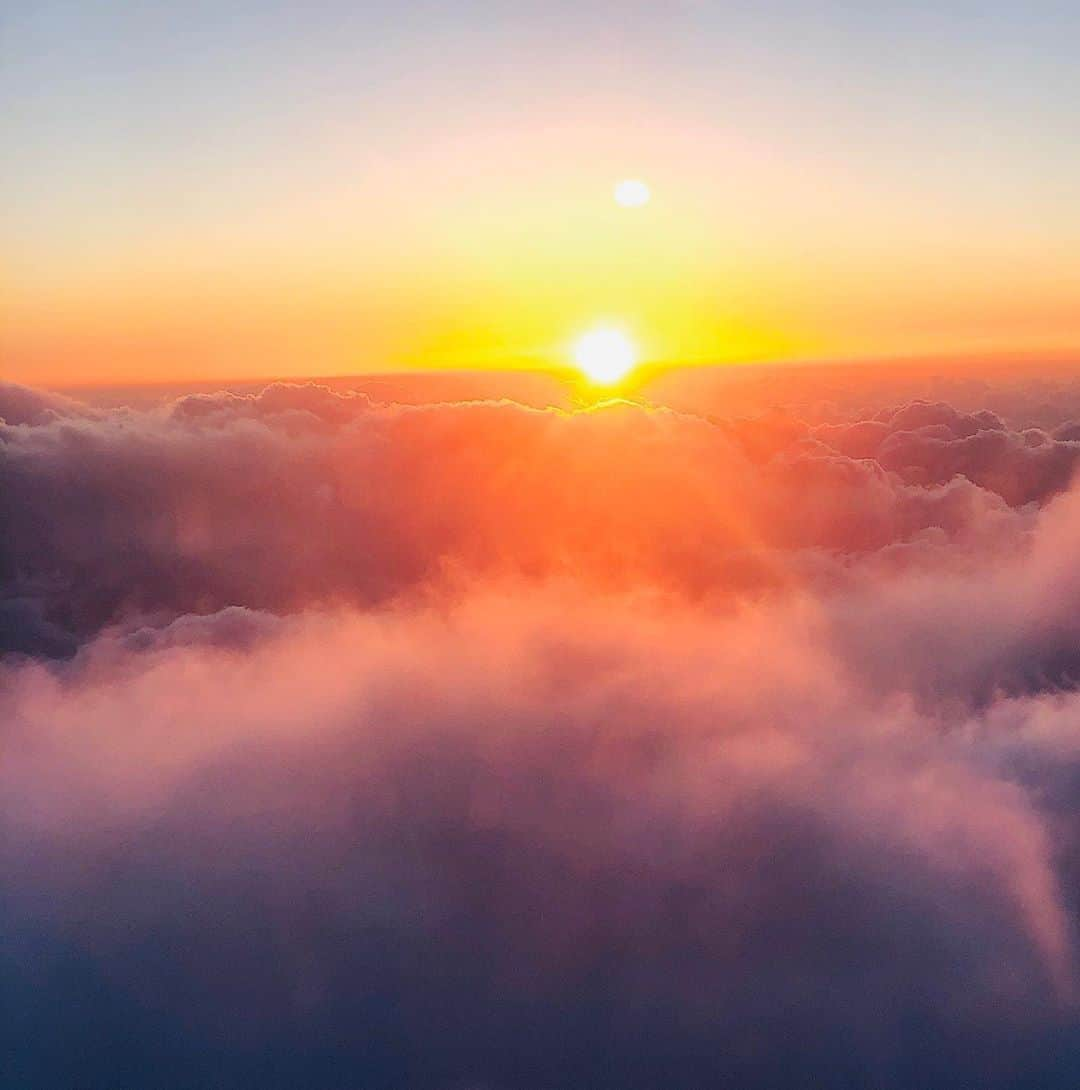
[[11, 118, 1080, 388], [573, 327, 638, 385], [614, 178, 651, 208]]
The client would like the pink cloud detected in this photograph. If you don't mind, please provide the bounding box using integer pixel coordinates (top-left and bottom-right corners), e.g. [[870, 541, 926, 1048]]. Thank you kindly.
[[4, 373, 1080, 1086]]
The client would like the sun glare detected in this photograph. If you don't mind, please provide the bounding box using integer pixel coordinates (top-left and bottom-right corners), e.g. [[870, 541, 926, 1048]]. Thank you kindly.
[[573, 327, 638, 385]]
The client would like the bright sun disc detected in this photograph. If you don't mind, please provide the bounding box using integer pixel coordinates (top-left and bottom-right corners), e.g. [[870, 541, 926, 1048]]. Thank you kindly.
[[614, 178, 650, 207], [573, 328, 638, 385]]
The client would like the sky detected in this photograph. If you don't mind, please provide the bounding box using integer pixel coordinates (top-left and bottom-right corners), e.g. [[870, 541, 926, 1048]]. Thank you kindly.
[[4, 0, 1080, 386]]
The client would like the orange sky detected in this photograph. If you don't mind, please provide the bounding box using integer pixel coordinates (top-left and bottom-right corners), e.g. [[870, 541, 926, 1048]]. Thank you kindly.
[[5, 4, 1080, 388]]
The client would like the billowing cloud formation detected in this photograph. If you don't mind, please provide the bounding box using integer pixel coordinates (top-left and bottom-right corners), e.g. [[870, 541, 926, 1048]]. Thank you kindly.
[[6, 379, 1070, 650], [5, 373, 1080, 1087]]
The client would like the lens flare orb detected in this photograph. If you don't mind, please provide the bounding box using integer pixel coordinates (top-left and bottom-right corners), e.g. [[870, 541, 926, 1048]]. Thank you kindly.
[[614, 178, 651, 207]]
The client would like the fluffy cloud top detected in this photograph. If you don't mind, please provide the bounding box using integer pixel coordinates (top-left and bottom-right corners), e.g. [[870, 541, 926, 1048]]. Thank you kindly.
[[5, 372, 1080, 1088]]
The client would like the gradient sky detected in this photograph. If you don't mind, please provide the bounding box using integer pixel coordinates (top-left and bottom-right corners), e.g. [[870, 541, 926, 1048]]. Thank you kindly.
[[5, 0, 1080, 386]]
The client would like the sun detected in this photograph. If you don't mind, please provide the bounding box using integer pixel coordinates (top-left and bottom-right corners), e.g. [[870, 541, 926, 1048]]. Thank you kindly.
[[573, 327, 638, 385]]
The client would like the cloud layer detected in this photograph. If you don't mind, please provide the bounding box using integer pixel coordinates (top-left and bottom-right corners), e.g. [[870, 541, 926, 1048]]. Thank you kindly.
[[5, 372, 1080, 1087]]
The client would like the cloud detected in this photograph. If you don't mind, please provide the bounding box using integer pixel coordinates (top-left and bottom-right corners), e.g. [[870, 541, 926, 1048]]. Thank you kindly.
[[2, 591, 1076, 1089], [810, 400, 1080, 507], [0, 380, 96, 427], [5, 375, 1080, 1087], [0, 385, 1043, 649]]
